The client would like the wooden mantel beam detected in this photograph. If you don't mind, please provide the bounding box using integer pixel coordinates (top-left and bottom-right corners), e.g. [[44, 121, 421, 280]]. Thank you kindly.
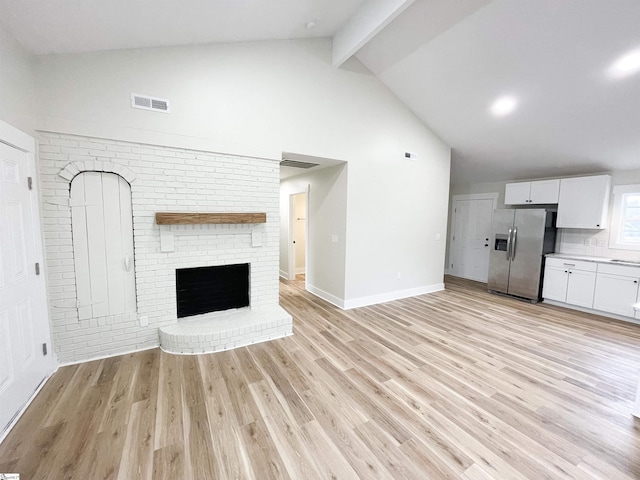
[[155, 212, 266, 225]]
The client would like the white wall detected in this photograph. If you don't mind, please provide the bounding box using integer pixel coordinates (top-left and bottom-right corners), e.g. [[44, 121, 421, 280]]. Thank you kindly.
[[450, 180, 508, 209], [0, 23, 35, 134], [35, 38, 451, 306], [345, 150, 449, 307], [280, 165, 348, 305]]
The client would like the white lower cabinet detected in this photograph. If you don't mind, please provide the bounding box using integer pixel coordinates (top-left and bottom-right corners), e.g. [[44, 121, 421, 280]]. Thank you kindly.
[[566, 269, 597, 308], [593, 273, 639, 318], [542, 265, 569, 302], [543, 257, 640, 321], [542, 258, 596, 308]]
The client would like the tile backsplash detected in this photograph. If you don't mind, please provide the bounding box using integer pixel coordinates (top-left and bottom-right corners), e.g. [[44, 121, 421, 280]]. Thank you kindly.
[[557, 228, 640, 262]]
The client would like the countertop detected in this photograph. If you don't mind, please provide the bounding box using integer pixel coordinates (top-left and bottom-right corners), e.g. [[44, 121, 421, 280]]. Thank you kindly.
[[546, 253, 640, 267]]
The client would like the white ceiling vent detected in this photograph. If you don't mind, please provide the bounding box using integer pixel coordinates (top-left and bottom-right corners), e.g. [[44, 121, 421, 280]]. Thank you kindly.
[[131, 93, 170, 113], [280, 159, 319, 169]]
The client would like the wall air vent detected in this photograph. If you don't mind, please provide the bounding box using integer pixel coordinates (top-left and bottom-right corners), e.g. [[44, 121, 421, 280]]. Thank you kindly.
[[280, 159, 320, 169], [131, 93, 170, 113]]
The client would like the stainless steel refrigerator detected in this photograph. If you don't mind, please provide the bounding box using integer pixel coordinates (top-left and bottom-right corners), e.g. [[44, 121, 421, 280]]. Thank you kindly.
[[488, 209, 556, 301]]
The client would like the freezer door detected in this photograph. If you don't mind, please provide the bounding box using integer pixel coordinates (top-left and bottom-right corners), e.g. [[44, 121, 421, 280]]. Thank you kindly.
[[487, 209, 515, 293], [507, 209, 547, 299]]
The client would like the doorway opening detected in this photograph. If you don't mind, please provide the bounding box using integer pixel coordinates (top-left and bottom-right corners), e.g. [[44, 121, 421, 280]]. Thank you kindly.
[[289, 191, 308, 282]]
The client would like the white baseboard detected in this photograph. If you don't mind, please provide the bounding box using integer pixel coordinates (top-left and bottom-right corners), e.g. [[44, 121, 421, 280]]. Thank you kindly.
[[634, 379, 640, 418], [279, 269, 290, 280], [306, 284, 345, 309], [295, 267, 306, 274], [57, 344, 159, 367], [343, 283, 445, 310]]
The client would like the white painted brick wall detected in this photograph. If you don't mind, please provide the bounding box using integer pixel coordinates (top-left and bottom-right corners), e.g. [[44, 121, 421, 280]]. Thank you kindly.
[[38, 132, 282, 363]]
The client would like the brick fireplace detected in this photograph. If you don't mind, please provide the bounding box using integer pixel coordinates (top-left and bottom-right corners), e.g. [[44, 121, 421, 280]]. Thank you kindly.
[[37, 132, 292, 362]]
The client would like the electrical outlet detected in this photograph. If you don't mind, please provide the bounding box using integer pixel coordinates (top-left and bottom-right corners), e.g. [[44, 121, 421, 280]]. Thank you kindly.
[[583, 239, 591, 246], [435, 233, 441, 241], [139, 315, 148, 327], [331, 234, 338, 243], [596, 238, 607, 247], [397, 271, 402, 280]]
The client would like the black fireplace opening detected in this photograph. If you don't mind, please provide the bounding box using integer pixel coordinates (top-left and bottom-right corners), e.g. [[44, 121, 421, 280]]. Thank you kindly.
[[176, 263, 250, 318]]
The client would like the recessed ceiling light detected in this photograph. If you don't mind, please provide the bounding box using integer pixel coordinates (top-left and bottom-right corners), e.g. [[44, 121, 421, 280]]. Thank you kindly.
[[610, 49, 640, 77], [490, 96, 518, 116], [305, 20, 316, 30]]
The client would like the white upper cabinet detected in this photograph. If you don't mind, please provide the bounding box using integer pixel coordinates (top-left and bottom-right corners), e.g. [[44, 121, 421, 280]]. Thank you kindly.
[[556, 175, 611, 229], [529, 180, 561, 204], [504, 182, 531, 204], [504, 179, 560, 205]]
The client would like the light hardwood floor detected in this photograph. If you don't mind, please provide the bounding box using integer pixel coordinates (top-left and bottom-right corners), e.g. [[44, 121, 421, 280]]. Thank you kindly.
[[1, 275, 640, 479]]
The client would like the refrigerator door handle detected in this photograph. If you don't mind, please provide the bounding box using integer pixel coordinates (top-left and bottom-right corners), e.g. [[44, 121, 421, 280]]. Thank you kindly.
[[506, 228, 513, 261], [512, 226, 518, 261]]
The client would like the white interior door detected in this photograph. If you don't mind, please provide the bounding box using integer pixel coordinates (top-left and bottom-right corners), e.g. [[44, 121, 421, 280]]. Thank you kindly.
[[0, 140, 53, 436], [450, 197, 495, 282]]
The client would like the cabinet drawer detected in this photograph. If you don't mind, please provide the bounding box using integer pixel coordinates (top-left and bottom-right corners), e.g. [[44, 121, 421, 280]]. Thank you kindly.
[[597, 263, 640, 277], [545, 258, 597, 272]]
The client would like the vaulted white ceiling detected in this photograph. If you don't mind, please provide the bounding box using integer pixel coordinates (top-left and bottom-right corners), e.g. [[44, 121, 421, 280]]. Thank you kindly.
[[356, 0, 640, 185], [1, 0, 639, 185], [0, 0, 366, 55]]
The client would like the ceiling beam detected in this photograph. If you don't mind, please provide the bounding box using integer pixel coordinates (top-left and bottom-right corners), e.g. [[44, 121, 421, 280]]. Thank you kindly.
[[332, 0, 416, 68]]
